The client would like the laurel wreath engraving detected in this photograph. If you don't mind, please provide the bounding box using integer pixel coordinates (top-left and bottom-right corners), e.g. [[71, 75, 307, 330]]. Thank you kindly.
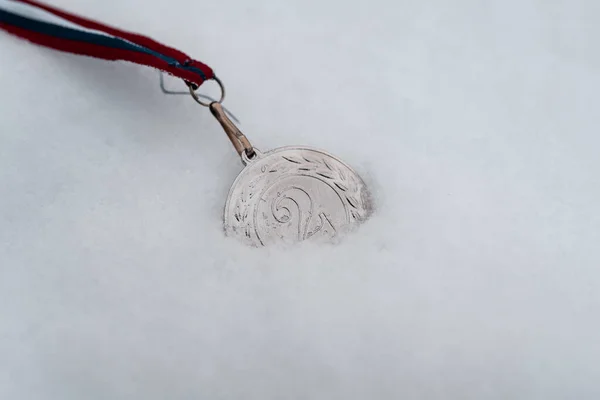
[[231, 153, 368, 243], [279, 154, 367, 221]]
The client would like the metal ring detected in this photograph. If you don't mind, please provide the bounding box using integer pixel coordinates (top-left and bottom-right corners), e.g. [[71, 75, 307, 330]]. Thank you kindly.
[[241, 147, 260, 165], [188, 76, 226, 107]]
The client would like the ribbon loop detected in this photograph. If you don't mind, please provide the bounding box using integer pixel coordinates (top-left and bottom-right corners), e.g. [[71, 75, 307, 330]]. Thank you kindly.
[[0, 0, 214, 87]]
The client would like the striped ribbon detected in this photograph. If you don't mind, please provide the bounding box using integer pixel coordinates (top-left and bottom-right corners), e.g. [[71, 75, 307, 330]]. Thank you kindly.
[[0, 0, 214, 87]]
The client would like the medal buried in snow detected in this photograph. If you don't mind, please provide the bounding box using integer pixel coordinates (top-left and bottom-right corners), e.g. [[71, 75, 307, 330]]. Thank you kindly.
[[0, 0, 372, 246], [207, 89, 372, 247], [224, 146, 371, 247]]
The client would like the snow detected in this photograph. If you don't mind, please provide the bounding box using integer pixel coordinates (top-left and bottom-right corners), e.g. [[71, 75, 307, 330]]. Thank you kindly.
[[1, 0, 600, 398]]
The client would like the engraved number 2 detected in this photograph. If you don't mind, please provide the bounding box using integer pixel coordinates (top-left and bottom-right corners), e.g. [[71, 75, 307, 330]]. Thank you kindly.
[[271, 187, 336, 241]]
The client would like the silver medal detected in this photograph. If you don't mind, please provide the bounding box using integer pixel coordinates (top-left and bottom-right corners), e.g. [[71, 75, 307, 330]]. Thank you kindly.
[[223, 146, 371, 247], [199, 90, 372, 247]]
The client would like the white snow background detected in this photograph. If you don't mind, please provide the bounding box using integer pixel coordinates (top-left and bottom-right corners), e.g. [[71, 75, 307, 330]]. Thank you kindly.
[[1, 0, 599, 398]]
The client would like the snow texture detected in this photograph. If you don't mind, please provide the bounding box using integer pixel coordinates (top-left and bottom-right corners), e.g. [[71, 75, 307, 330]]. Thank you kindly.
[[1, 0, 600, 398]]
